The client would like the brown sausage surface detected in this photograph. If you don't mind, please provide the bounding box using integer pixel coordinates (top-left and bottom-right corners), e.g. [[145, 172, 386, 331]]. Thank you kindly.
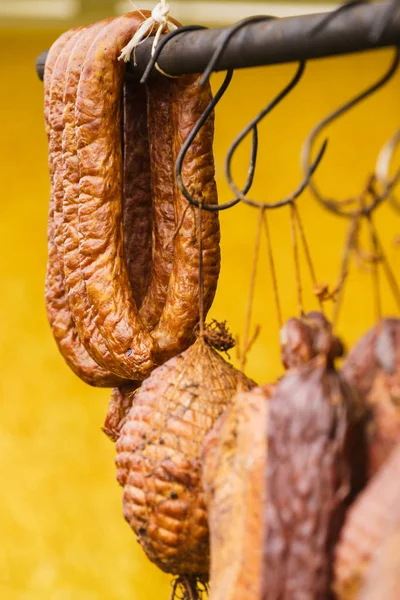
[[151, 74, 220, 359], [51, 29, 84, 259], [61, 20, 131, 379], [75, 12, 158, 380], [138, 76, 176, 330], [263, 359, 357, 600], [44, 28, 121, 387]]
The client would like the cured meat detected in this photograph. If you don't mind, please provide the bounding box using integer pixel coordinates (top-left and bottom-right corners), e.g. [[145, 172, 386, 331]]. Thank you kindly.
[[74, 13, 158, 380], [151, 74, 220, 360], [202, 385, 271, 600], [44, 26, 122, 386], [115, 336, 254, 576]]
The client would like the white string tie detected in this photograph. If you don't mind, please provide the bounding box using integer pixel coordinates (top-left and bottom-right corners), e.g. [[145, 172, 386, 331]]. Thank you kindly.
[[119, 0, 177, 65]]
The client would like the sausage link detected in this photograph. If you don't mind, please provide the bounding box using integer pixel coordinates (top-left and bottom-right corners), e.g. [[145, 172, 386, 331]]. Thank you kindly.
[[44, 29, 122, 386], [61, 20, 132, 380], [75, 12, 158, 380], [152, 75, 220, 358]]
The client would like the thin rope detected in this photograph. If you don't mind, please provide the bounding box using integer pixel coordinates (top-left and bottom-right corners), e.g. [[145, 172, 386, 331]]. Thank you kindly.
[[170, 576, 203, 600], [332, 215, 360, 328], [290, 203, 304, 316], [263, 210, 283, 328], [292, 202, 324, 312], [365, 213, 382, 322], [368, 216, 400, 312], [167, 202, 191, 248], [241, 206, 264, 372], [198, 202, 205, 337]]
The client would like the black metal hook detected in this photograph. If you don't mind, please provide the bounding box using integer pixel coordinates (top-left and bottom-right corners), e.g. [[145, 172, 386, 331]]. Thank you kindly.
[[225, 61, 327, 210], [138, 21, 259, 211], [175, 69, 258, 211], [174, 17, 279, 212], [301, 47, 400, 219]]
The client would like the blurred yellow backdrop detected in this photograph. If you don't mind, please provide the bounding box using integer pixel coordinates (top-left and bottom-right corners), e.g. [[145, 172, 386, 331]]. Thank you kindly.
[[0, 22, 399, 600]]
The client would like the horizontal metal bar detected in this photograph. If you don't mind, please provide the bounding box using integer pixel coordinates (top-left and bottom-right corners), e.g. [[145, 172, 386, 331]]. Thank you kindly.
[[35, 2, 400, 81]]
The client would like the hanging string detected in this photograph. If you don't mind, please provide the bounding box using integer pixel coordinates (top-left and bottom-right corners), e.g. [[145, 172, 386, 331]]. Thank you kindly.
[[365, 212, 382, 322], [332, 215, 360, 328], [170, 575, 206, 600], [167, 202, 192, 249], [289, 202, 304, 316], [263, 210, 283, 328], [198, 201, 205, 337], [240, 206, 264, 373], [291, 203, 325, 312]]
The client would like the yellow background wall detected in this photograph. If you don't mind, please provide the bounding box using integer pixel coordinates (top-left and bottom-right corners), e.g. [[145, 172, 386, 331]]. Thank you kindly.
[[0, 24, 399, 600]]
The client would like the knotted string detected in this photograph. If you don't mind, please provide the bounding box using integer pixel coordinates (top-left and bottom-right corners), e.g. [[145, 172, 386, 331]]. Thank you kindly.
[[119, 0, 177, 65]]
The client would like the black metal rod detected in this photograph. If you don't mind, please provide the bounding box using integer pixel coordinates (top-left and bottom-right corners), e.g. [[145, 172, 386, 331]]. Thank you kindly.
[[35, 2, 400, 81]]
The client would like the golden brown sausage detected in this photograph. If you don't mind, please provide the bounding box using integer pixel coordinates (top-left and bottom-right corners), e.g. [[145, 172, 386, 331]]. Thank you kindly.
[[61, 20, 131, 380], [44, 28, 121, 386], [151, 74, 220, 359], [75, 12, 158, 380], [61, 13, 220, 379]]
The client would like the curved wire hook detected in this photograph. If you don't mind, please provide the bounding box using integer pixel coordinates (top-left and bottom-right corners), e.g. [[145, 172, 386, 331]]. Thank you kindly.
[[301, 47, 400, 218], [376, 128, 400, 213], [175, 70, 258, 211], [225, 61, 328, 210], [140, 25, 207, 84], [139, 21, 259, 211], [175, 16, 280, 211]]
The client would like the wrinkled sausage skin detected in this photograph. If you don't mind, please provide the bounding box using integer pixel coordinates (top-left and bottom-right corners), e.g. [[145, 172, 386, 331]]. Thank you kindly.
[[44, 27, 122, 387], [75, 12, 158, 380], [152, 75, 220, 359], [138, 76, 176, 331], [61, 20, 130, 381]]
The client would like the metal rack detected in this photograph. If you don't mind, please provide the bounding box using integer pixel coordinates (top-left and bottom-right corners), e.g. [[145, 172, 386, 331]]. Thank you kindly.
[[36, 1, 400, 80]]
